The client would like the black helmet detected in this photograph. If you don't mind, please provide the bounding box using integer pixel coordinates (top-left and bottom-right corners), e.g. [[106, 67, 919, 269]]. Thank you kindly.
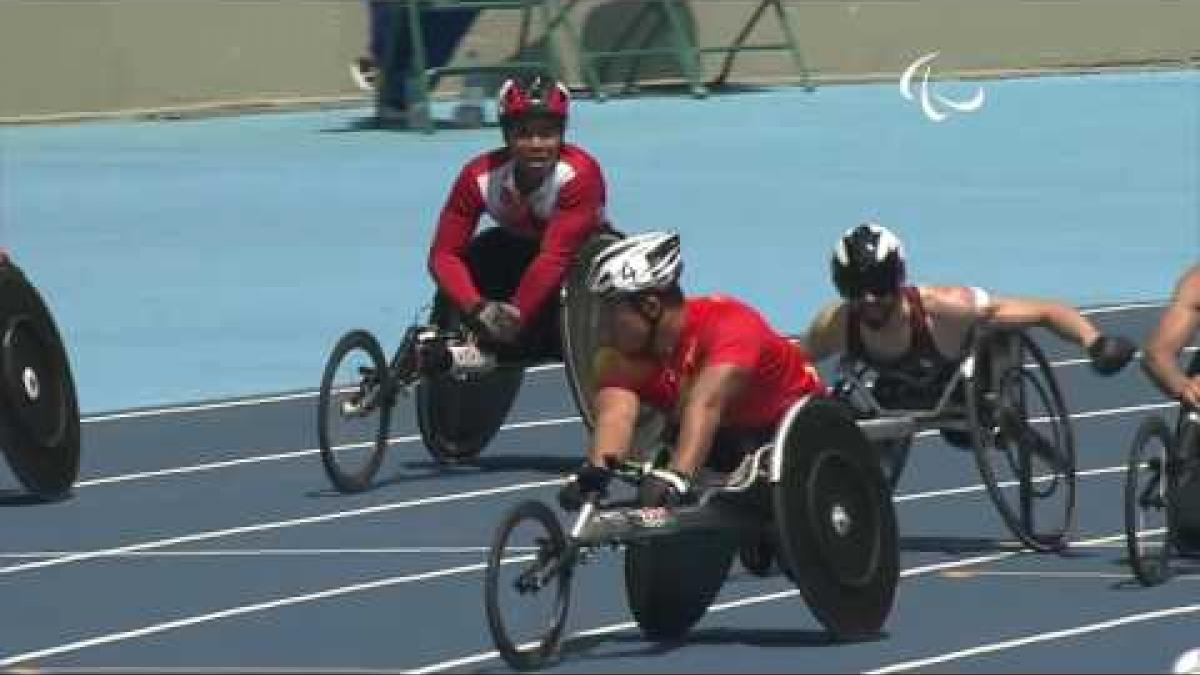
[[831, 223, 907, 300]]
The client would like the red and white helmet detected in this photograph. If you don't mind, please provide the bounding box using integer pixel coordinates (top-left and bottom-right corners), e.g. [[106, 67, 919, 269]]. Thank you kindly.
[[497, 75, 570, 126]]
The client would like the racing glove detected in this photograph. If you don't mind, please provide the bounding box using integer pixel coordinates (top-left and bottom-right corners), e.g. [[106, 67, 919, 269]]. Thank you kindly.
[[638, 467, 696, 508], [1087, 334, 1136, 376], [467, 301, 522, 344], [557, 463, 612, 512]]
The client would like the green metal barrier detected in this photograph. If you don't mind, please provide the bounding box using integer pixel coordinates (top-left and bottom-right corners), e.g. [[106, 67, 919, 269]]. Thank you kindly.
[[386, 0, 813, 133], [382, 0, 596, 133]]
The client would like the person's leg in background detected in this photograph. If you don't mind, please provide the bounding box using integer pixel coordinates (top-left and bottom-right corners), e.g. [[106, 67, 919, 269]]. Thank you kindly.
[[374, 1, 413, 123], [352, 0, 398, 93], [423, 7, 481, 94], [375, 3, 481, 126]]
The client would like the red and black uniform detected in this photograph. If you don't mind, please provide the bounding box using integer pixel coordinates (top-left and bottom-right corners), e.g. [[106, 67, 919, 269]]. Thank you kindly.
[[428, 144, 609, 357], [846, 286, 964, 410], [600, 295, 826, 468]]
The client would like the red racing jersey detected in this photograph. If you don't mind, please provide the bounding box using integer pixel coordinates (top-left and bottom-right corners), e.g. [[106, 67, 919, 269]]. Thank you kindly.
[[599, 295, 827, 430], [428, 144, 608, 322]]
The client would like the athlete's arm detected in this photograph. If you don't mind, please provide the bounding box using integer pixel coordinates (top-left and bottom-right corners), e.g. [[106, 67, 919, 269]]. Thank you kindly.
[[428, 164, 486, 314], [1144, 266, 1200, 407], [588, 386, 641, 468], [798, 301, 848, 363], [942, 285, 1133, 375], [979, 295, 1101, 347], [509, 163, 606, 323], [672, 363, 752, 477]]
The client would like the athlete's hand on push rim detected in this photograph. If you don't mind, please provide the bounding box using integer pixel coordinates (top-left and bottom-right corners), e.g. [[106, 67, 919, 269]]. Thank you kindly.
[[1178, 376, 1200, 411]]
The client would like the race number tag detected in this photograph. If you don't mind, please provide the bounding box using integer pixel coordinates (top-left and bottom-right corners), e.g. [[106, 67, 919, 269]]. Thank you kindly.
[[633, 507, 672, 528]]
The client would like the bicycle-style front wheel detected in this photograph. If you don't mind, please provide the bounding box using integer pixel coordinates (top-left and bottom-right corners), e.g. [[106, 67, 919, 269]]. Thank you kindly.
[[317, 330, 392, 493], [967, 329, 1076, 552], [1124, 415, 1174, 586], [485, 500, 573, 671]]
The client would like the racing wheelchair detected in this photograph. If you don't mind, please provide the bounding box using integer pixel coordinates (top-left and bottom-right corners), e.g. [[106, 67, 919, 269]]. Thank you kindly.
[[1124, 405, 1200, 586], [316, 230, 663, 493], [0, 256, 80, 501], [832, 327, 1078, 553], [483, 396, 900, 671]]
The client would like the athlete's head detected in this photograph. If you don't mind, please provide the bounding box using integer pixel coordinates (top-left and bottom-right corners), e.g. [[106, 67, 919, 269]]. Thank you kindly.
[[831, 222, 907, 328], [497, 75, 569, 173], [587, 231, 684, 356]]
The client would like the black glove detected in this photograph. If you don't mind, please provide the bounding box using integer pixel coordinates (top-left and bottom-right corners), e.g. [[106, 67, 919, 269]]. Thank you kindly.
[[638, 468, 696, 508], [557, 464, 612, 512], [467, 301, 522, 344], [1087, 335, 1136, 376]]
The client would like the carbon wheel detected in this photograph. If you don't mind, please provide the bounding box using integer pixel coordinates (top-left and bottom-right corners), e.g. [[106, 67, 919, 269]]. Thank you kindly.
[[0, 262, 80, 499]]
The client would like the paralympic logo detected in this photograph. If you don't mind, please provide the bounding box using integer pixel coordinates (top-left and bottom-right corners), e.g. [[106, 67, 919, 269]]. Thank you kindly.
[[899, 51, 985, 122]]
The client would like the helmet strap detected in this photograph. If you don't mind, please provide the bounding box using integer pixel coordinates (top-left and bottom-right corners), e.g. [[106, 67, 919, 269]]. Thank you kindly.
[[633, 295, 665, 357]]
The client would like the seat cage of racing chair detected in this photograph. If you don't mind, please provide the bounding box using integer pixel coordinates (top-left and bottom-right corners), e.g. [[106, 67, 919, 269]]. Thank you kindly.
[[567, 395, 849, 549], [834, 349, 984, 445], [386, 319, 560, 390], [571, 442, 774, 539]]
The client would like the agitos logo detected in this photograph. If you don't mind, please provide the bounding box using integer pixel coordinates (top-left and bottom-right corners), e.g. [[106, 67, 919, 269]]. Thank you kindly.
[[899, 52, 985, 122]]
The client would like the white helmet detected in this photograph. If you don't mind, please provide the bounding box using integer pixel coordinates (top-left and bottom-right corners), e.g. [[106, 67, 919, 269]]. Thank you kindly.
[[587, 231, 683, 297]]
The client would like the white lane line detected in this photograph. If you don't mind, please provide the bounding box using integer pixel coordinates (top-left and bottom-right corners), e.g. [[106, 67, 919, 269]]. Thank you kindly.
[[865, 603, 1200, 674], [903, 399, 1177, 445], [75, 415, 581, 488], [83, 391, 326, 424], [1081, 302, 1167, 315], [1, 669, 410, 674], [0, 480, 565, 577], [1036, 345, 1196, 369], [0, 522, 1140, 670], [20, 419, 1143, 578], [0, 466, 1130, 569], [407, 531, 1137, 674], [0, 547, 530, 559], [893, 464, 1126, 503], [75, 338, 1194, 489], [76, 389, 1168, 490], [0, 464, 1125, 574], [81, 364, 566, 424], [0, 536, 1029, 670], [75, 299, 1173, 424], [939, 570, 1190, 580], [0, 554, 529, 669]]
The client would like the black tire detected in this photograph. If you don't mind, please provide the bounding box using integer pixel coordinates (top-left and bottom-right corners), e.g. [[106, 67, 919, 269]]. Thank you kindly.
[[0, 262, 80, 499], [878, 436, 912, 492], [624, 529, 737, 641], [773, 398, 899, 640], [417, 296, 523, 464], [485, 500, 572, 671], [967, 330, 1077, 553], [559, 232, 665, 454], [738, 529, 776, 577], [317, 330, 391, 493], [1124, 415, 1174, 586], [1171, 414, 1200, 556]]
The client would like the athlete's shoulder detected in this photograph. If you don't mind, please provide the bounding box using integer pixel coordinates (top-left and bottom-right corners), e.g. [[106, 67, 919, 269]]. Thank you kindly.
[[1171, 265, 1200, 307], [558, 144, 605, 178], [693, 294, 766, 323], [460, 147, 509, 174], [920, 285, 989, 315]]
